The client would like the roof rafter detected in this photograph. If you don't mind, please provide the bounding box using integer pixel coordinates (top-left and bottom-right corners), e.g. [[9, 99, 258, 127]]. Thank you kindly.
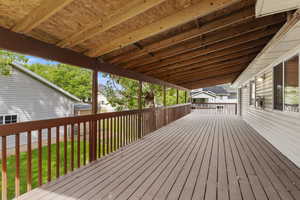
[[58, 0, 167, 48], [174, 65, 248, 85], [124, 15, 285, 69], [143, 39, 268, 75], [140, 36, 271, 75], [12, 0, 75, 33], [86, 0, 241, 57], [108, 5, 255, 64], [154, 47, 261, 79], [181, 72, 241, 88], [163, 55, 255, 82]]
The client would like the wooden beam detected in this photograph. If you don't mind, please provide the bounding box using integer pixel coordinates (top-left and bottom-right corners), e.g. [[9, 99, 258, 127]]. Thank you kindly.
[[176, 89, 179, 104], [12, 0, 75, 33], [86, 0, 241, 57], [142, 39, 268, 74], [182, 72, 240, 88], [124, 16, 285, 69], [58, 0, 166, 48], [108, 6, 255, 64], [154, 47, 261, 79], [163, 55, 255, 82], [174, 65, 248, 85], [0, 26, 187, 91], [139, 35, 272, 76]]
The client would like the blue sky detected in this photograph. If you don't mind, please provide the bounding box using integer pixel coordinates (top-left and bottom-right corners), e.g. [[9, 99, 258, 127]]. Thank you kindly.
[[26, 55, 109, 85]]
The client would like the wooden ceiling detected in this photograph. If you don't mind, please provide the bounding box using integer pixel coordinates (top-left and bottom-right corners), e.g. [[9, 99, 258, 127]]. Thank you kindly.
[[0, 0, 287, 89]]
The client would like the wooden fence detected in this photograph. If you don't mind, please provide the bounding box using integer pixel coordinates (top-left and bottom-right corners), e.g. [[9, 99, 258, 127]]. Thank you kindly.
[[0, 104, 190, 200], [191, 103, 237, 115]]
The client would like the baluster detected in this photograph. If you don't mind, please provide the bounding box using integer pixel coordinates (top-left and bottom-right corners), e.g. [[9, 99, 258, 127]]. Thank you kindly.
[[2, 136, 7, 200], [38, 130, 42, 185], [106, 118, 110, 154], [71, 124, 74, 170], [114, 117, 117, 151], [56, 126, 60, 178], [83, 122, 87, 165], [102, 119, 105, 156], [15, 133, 20, 197], [110, 117, 113, 152], [98, 120, 101, 158], [64, 125, 68, 174], [27, 131, 32, 191], [47, 128, 51, 182], [116, 116, 119, 149], [77, 123, 81, 168], [123, 115, 125, 147]]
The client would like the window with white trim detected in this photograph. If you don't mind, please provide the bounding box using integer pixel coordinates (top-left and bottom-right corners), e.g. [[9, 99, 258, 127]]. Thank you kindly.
[[273, 55, 299, 112], [0, 114, 18, 125]]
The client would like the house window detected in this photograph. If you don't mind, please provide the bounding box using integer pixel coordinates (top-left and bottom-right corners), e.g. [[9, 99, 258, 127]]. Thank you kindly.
[[284, 56, 299, 112], [274, 63, 284, 110], [0, 115, 18, 125], [249, 81, 256, 106]]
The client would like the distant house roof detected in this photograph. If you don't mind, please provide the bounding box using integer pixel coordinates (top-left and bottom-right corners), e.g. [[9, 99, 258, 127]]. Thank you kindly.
[[11, 62, 81, 102], [203, 86, 228, 95], [191, 90, 216, 98]]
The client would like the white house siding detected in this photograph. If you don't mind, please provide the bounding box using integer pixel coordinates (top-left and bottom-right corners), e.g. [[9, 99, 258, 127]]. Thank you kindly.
[[240, 66, 300, 167], [0, 67, 77, 148]]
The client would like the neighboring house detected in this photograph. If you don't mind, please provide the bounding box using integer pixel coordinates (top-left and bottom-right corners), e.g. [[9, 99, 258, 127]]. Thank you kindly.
[[0, 62, 80, 147], [75, 84, 114, 115], [191, 85, 237, 103]]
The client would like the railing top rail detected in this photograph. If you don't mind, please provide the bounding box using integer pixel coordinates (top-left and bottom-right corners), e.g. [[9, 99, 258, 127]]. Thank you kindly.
[[0, 104, 191, 136]]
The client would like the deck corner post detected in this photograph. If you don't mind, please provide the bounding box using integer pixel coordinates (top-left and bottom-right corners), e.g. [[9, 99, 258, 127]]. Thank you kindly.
[[138, 80, 143, 138], [91, 69, 98, 161]]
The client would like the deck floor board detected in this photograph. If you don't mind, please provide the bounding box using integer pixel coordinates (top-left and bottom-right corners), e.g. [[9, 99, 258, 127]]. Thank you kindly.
[[18, 113, 300, 200]]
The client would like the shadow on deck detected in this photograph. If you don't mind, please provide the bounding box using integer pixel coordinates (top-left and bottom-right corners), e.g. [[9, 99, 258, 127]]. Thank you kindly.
[[18, 112, 300, 200]]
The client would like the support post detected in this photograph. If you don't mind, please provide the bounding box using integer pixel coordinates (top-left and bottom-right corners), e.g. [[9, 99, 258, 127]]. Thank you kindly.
[[176, 89, 179, 104], [163, 86, 167, 125], [184, 91, 187, 103], [90, 70, 98, 162], [138, 81, 142, 138]]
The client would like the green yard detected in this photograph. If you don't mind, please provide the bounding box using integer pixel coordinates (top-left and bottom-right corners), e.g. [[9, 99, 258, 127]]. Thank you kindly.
[[0, 141, 108, 200]]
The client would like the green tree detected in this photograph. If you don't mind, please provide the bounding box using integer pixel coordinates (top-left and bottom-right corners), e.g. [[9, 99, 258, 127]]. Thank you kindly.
[[0, 50, 28, 75], [102, 73, 186, 111], [26, 63, 92, 101]]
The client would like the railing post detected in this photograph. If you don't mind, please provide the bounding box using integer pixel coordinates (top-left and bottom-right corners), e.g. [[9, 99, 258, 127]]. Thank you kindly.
[[176, 89, 179, 104], [138, 80, 142, 138], [163, 85, 167, 125], [91, 69, 98, 162]]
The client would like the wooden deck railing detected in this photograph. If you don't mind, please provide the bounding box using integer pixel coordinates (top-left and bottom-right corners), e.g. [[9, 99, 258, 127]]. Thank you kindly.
[[191, 103, 237, 115], [0, 104, 190, 200]]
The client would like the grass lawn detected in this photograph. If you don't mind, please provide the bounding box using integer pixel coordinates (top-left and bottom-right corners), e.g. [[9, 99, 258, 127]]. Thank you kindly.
[[0, 141, 108, 200]]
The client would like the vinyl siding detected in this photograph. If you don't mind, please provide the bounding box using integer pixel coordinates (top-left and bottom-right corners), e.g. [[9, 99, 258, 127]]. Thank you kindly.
[[240, 67, 300, 167], [0, 67, 77, 148]]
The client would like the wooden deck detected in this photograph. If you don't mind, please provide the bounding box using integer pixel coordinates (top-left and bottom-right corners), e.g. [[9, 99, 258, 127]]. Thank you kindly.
[[18, 113, 300, 200]]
